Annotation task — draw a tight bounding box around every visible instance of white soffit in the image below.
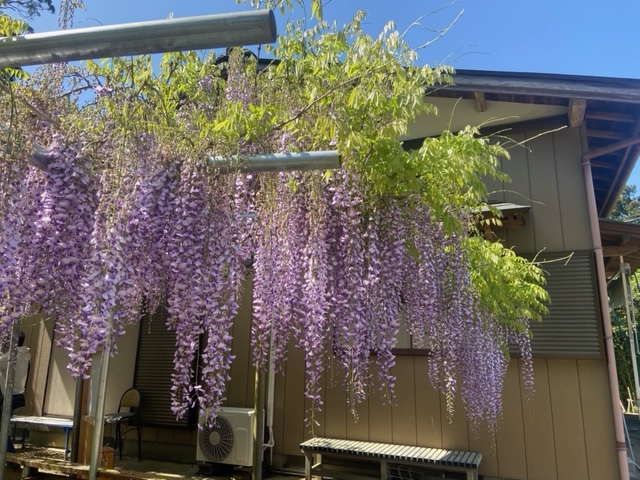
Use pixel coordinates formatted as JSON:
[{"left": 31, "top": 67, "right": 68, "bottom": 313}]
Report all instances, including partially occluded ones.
[{"left": 406, "top": 97, "right": 568, "bottom": 140}]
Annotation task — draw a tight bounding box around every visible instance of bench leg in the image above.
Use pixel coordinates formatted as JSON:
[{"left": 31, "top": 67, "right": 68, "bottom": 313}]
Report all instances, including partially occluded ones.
[
  {"left": 304, "top": 451, "right": 312, "bottom": 480},
  {"left": 466, "top": 470, "right": 477, "bottom": 480},
  {"left": 21, "top": 465, "right": 32, "bottom": 479},
  {"left": 380, "top": 460, "right": 387, "bottom": 480}
]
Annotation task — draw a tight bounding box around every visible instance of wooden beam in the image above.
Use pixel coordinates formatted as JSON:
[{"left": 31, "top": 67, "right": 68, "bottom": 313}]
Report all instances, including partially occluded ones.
[
  {"left": 473, "top": 91, "right": 487, "bottom": 112},
  {"left": 588, "top": 129, "right": 628, "bottom": 140},
  {"left": 603, "top": 246, "right": 638, "bottom": 257},
  {"left": 585, "top": 111, "right": 637, "bottom": 123},
  {"left": 568, "top": 98, "right": 587, "bottom": 128}
]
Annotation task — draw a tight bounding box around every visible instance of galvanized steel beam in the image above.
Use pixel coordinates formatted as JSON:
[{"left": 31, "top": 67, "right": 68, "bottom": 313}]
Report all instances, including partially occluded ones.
[{"left": 0, "top": 9, "right": 276, "bottom": 68}]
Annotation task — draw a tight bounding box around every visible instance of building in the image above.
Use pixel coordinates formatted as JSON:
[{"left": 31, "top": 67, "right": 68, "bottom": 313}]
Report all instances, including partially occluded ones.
[{"left": 21, "top": 70, "right": 640, "bottom": 480}]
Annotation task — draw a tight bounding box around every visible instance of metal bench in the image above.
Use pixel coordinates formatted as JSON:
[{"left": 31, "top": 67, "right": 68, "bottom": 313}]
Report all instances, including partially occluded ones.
[
  {"left": 10, "top": 415, "right": 73, "bottom": 460},
  {"left": 300, "top": 437, "right": 482, "bottom": 480}
]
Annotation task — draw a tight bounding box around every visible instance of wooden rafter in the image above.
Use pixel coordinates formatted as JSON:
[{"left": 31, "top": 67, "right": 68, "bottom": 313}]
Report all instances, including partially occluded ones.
[
  {"left": 473, "top": 91, "right": 487, "bottom": 112},
  {"left": 568, "top": 98, "right": 587, "bottom": 128},
  {"left": 586, "top": 111, "right": 636, "bottom": 123},
  {"left": 588, "top": 129, "right": 629, "bottom": 140}
]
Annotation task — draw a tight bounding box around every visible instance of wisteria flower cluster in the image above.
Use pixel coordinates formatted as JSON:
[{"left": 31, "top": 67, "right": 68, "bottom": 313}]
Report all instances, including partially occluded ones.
[{"left": 0, "top": 28, "right": 547, "bottom": 432}]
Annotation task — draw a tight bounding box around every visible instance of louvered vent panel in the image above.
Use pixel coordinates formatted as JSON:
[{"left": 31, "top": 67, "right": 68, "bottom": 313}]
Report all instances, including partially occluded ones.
[{"left": 528, "top": 251, "right": 602, "bottom": 358}]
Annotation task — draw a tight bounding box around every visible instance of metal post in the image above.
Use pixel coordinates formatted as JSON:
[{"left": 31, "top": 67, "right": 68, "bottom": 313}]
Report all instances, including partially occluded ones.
[
  {"left": 253, "top": 359, "right": 267, "bottom": 480},
  {"left": 0, "top": 322, "right": 20, "bottom": 469},
  {"left": 620, "top": 259, "right": 640, "bottom": 412},
  {"left": 70, "top": 378, "right": 83, "bottom": 463},
  {"left": 0, "top": 10, "right": 276, "bottom": 68},
  {"left": 88, "top": 334, "right": 112, "bottom": 480}
]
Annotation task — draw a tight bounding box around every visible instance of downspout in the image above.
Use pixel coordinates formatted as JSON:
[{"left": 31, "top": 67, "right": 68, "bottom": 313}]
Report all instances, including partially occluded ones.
[{"left": 582, "top": 136, "right": 640, "bottom": 480}]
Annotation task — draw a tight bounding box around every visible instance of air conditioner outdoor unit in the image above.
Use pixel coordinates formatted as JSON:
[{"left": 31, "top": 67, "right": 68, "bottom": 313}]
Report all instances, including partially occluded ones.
[{"left": 196, "top": 407, "right": 255, "bottom": 467}]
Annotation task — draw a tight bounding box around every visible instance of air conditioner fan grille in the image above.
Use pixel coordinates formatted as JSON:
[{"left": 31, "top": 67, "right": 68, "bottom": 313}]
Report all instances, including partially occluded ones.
[{"left": 198, "top": 415, "right": 234, "bottom": 462}]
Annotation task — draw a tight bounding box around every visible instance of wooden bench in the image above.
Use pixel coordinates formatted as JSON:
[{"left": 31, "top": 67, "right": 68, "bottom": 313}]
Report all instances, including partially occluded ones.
[
  {"left": 300, "top": 437, "right": 482, "bottom": 480},
  {"left": 10, "top": 415, "right": 73, "bottom": 460}
]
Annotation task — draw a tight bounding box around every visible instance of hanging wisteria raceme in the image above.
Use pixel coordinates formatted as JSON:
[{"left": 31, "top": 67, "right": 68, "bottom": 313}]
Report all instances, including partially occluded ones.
[
  {"left": 166, "top": 161, "right": 244, "bottom": 418},
  {"left": 0, "top": 169, "right": 40, "bottom": 338},
  {"left": 124, "top": 142, "right": 180, "bottom": 316},
  {"left": 68, "top": 183, "right": 137, "bottom": 377},
  {"left": 197, "top": 178, "right": 243, "bottom": 418},
  {"left": 402, "top": 205, "right": 446, "bottom": 349},
  {"left": 457, "top": 308, "right": 510, "bottom": 433},
  {"left": 437, "top": 230, "right": 475, "bottom": 417},
  {"left": 367, "top": 201, "right": 405, "bottom": 401},
  {"left": 251, "top": 174, "right": 302, "bottom": 372},
  {"left": 328, "top": 169, "right": 371, "bottom": 413},
  {"left": 31, "top": 138, "right": 98, "bottom": 371}
]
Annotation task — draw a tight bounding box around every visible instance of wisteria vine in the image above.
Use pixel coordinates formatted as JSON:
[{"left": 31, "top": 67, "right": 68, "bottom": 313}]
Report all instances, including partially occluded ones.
[{"left": 0, "top": 21, "right": 548, "bottom": 432}]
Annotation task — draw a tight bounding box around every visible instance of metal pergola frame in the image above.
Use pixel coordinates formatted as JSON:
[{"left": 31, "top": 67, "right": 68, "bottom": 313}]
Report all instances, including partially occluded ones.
[{"left": 0, "top": 10, "right": 341, "bottom": 480}]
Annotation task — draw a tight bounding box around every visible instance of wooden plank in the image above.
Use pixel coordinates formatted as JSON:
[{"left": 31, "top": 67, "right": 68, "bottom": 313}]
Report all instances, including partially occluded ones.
[
  {"left": 467, "top": 415, "right": 498, "bottom": 476},
  {"left": 346, "top": 396, "right": 370, "bottom": 441},
  {"left": 272, "top": 359, "right": 286, "bottom": 456}
]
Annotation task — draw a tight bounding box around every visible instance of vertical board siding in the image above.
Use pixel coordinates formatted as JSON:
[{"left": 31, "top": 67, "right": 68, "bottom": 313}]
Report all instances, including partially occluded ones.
[
  {"left": 548, "top": 360, "right": 589, "bottom": 480},
  {"left": 495, "top": 363, "right": 527, "bottom": 479},
  {"left": 413, "top": 357, "right": 443, "bottom": 448},
  {"left": 553, "top": 128, "right": 592, "bottom": 250},
  {"left": 527, "top": 131, "right": 565, "bottom": 252},
  {"left": 227, "top": 276, "right": 255, "bottom": 409},
  {"left": 521, "top": 359, "right": 558, "bottom": 480},
  {"left": 367, "top": 363, "right": 392, "bottom": 443},
  {"left": 323, "top": 367, "right": 347, "bottom": 439},
  {"left": 28, "top": 312, "right": 54, "bottom": 416},
  {"left": 281, "top": 340, "right": 306, "bottom": 456},
  {"left": 577, "top": 360, "right": 619, "bottom": 479},
  {"left": 391, "top": 356, "right": 417, "bottom": 445},
  {"left": 502, "top": 133, "right": 536, "bottom": 252},
  {"left": 274, "top": 358, "right": 618, "bottom": 480},
  {"left": 440, "top": 392, "right": 470, "bottom": 451}
]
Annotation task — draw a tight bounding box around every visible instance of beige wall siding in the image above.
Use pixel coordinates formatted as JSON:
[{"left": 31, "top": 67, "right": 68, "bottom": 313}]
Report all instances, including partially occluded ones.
[
  {"left": 227, "top": 275, "right": 256, "bottom": 409},
  {"left": 274, "top": 356, "right": 618, "bottom": 480},
  {"left": 485, "top": 128, "right": 591, "bottom": 253}
]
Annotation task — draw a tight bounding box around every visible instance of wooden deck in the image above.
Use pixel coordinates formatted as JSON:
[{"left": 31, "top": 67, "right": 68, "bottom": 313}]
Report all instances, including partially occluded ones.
[{"left": 5, "top": 447, "right": 205, "bottom": 480}]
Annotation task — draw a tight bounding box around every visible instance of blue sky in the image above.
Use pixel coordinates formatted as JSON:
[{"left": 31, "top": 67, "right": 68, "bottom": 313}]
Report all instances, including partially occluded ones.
[{"left": 24, "top": 0, "right": 640, "bottom": 185}]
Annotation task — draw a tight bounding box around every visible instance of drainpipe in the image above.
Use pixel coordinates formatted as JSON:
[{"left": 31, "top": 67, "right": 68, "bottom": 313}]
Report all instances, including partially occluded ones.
[{"left": 582, "top": 135, "right": 640, "bottom": 480}]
